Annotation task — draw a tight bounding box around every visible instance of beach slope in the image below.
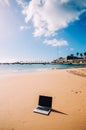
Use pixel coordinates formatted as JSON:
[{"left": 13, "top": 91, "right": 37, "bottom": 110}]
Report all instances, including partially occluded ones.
[{"left": 0, "top": 69, "right": 86, "bottom": 130}]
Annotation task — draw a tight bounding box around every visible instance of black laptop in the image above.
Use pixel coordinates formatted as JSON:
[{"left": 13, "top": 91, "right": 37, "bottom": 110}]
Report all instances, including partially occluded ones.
[{"left": 33, "top": 95, "right": 52, "bottom": 115}]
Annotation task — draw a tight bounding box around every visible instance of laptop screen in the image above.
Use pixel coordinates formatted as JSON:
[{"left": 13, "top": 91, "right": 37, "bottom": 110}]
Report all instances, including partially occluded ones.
[{"left": 38, "top": 95, "right": 52, "bottom": 108}]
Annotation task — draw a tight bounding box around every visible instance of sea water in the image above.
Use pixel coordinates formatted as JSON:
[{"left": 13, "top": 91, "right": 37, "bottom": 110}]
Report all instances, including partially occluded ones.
[{"left": 0, "top": 63, "right": 86, "bottom": 74}]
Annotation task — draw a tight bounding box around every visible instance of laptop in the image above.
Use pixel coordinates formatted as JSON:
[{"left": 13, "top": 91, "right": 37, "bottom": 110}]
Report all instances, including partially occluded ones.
[{"left": 33, "top": 95, "right": 52, "bottom": 115}]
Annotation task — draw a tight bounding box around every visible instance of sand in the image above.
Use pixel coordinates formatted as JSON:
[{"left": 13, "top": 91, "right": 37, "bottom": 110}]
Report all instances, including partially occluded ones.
[{"left": 0, "top": 68, "right": 86, "bottom": 130}]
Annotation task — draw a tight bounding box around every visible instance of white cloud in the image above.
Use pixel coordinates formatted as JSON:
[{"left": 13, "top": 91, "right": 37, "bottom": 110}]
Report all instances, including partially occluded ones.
[
  {"left": 21, "top": 0, "right": 86, "bottom": 37},
  {"left": 20, "top": 25, "right": 30, "bottom": 30},
  {"left": 44, "top": 39, "right": 68, "bottom": 47},
  {"left": 0, "top": 0, "right": 10, "bottom": 6},
  {"left": 16, "top": 0, "right": 27, "bottom": 8}
]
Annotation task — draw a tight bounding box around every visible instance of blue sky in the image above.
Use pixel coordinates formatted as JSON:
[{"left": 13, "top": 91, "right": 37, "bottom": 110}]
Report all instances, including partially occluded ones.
[{"left": 0, "top": 0, "right": 86, "bottom": 62}]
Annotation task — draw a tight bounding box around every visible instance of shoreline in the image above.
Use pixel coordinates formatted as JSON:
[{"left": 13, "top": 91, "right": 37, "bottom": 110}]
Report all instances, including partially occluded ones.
[
  {"left": 0, "top": 67, "right": 86, "bottom": 77},
  {"left": 0, "top": 63, "right": 86, "bottom": 75}
]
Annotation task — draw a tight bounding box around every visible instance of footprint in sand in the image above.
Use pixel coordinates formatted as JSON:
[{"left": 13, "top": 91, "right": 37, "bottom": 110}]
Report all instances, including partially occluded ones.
[{"left": 71, "top": 90, "right": 82, "bottom": 94}]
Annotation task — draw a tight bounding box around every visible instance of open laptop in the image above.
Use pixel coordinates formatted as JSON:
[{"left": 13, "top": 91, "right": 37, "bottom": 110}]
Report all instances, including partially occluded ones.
[{"left": 33, "top": 95, "right": 52, "bottom": 115}]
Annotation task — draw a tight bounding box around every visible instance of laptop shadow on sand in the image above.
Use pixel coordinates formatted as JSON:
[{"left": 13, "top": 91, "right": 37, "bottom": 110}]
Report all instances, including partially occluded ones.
[{"left": 51, "top": 109, "right": 68, "bottom": 115}]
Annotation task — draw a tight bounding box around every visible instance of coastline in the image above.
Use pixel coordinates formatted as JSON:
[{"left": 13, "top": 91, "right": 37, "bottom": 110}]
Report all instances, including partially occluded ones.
[
  {"left": 0, "top": 63, "right": 86, "bottom": 76},
  {"left": 0, "top": 68, "right": 86, "bottom": 130}
]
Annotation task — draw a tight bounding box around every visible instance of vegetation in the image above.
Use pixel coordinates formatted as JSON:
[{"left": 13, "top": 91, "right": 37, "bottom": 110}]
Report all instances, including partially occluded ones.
[
  {"left": 52, "top": 51, "right": 86, "bottom": 64},
  {"left": 67, "top": 51, "right": 86, "bottom": 60}
]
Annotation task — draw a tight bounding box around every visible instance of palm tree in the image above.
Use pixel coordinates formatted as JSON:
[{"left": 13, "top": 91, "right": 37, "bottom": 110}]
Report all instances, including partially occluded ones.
[
  {"left": 80, "top": 53, "right": 83, "bottom": 59},
  {"left": 84, "top": 52, "right": 86, "bottom": 59},
  {"left": 76, "top": 52, "right": 79, "bottom": 58},
  {"left": 70, "top": 54, "right": 74, "bottom": 59}
]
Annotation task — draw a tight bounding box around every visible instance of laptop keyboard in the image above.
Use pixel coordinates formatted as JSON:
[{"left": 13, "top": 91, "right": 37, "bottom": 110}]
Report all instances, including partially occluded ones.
[{"left": 37, "top": 107, "right": 50, "bottom": 111}]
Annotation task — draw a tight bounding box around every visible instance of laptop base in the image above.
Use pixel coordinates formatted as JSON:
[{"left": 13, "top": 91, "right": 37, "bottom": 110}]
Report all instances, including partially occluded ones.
[{"left": 33, "top": 106, "right": 51, "bottom": 115}]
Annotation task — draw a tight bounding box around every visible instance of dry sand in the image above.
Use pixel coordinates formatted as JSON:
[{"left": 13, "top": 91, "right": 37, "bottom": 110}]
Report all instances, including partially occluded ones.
[{"left": 0, "top": 68, "right": 86, "bottom": 130}]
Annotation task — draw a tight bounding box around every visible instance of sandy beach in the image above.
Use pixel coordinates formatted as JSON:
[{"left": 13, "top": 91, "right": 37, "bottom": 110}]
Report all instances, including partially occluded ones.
[{"left": 0, "top": 68, "right": 86, "bottom": 130}]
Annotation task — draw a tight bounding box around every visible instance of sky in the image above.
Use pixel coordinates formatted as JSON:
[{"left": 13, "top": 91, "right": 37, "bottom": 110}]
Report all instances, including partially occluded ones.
[{"left": 0, "top": 0, "right": 86, "bottom": 62}]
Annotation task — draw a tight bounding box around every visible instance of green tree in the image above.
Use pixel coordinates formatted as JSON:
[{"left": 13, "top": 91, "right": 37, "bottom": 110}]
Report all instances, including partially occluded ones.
[
  {"left": 80, "top": 53, "right": 83, "bottom": 58},
  {"left": 84, "top": 52, "right": 86, "bottom": 59},
  {"left": 76, "top": 52, "right": 79, "bottom": 58}
]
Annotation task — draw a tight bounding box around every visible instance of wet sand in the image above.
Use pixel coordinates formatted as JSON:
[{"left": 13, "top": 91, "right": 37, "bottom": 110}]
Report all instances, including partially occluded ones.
[{"left": 0, "top": 68, "right": 86, "bottom": 130}]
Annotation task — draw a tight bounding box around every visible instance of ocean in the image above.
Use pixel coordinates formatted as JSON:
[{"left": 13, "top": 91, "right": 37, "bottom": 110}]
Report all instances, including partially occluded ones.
[{"left": 0, "top": 63, "right": 86, "bottom": 74}]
